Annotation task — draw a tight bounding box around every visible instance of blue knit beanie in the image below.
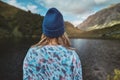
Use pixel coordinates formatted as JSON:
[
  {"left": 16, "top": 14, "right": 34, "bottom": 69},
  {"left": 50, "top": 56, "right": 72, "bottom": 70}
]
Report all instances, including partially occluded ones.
[{"left": 42, "top": 8, "right": 65, "bottom": 38}]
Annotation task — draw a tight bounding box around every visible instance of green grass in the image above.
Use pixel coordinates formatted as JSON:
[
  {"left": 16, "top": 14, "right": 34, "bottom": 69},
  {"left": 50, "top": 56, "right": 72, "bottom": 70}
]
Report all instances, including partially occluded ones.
[
  {"left": 78, "top": 24, "right": 120, "bottom": 39},
  {"left": 0, "top": 1, "right": 43, "bottom": 39},
  {"left": 107, "top": 69, "right": 120, "bottom": 80}
]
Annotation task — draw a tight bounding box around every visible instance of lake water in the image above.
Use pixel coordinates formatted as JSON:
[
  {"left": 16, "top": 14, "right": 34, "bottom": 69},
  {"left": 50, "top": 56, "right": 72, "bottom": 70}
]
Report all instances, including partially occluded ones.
[
  {"left": 71, "top": 39, "right": 120, "bottom": 80},
  {"left": 0, "top": 38, "right": 120, "bottom": 80}
]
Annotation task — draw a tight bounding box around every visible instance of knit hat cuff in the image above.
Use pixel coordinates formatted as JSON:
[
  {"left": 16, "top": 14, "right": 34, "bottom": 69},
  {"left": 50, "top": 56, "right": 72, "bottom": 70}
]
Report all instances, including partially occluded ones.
[{"left": 43, "top": 27, "right": 64, "bottom": 38}]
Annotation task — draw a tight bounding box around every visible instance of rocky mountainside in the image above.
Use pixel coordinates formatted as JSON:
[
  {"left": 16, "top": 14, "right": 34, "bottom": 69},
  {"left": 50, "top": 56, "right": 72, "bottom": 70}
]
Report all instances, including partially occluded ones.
[{"left": 77, "top": 3, "right": 120, "bottom": 31}]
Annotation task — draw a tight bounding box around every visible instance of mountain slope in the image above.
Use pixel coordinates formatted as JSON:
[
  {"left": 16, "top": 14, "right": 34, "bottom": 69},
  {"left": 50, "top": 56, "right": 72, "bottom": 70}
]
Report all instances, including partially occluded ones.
[
  {"left": 0, "top": 1, "right": 44, "bottom": 38},
  {"left": 0, "top": 1, "right": 82, "bottom": 39},
  {"left": 77, "top": 3, "right": 120, "bottom": 31},
  {"left": 78, "top": 24, "right": 120, "bottom": 39},
  {"left": 76, "top": 3, "right": 120, "bottom": 39},
  {"left": 65, "top": 21, "right": 83, "bottom": 38}
]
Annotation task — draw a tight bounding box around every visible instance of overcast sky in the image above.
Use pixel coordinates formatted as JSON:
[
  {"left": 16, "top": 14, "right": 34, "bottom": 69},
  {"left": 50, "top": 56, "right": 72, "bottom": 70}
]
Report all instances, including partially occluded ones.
[{"left": 2, "top": 0, "right": 120, "bottom": 26}]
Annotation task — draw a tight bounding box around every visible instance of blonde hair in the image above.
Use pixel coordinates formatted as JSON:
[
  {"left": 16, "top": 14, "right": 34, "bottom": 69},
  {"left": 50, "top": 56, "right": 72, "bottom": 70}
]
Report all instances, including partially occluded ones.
[{"left": 32, "top": 32, "right": 73, "bottom": 49}]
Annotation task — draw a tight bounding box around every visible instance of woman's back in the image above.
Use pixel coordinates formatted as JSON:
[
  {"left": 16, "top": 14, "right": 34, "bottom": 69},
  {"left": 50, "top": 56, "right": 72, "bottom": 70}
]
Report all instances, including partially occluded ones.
[
  {"left": 23, "top": 8, "right": 82, "bottom": 80},
  {"left": 23, "top": 45, "right": 82, "bottom": 80}
]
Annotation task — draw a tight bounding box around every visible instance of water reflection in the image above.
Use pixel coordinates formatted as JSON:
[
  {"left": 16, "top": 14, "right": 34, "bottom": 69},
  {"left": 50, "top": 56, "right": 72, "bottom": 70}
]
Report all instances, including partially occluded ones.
[
  {"left": 71, "top": 39, "right": 87, "bottom": 50},
  {"left": 71, "top": 39, "right": 120, "bottom": 80}
]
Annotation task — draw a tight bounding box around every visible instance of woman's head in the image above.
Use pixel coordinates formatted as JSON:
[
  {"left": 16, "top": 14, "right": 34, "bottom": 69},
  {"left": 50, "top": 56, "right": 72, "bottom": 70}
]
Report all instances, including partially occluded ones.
[
  {"left": 42, "top": 8, "right": 65, "bottom": 38},
  {"left": 33, "top": 8, "right": 71, "bottom": 48}
]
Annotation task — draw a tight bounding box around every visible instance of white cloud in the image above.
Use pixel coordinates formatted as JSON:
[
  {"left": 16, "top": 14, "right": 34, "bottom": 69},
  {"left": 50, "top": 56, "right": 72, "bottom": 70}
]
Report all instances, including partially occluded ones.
[
  {"left": 2, "top": 0, "right": 27, "bottom": 10},
  {"left": 35, "top": 0, "right": 120, "bottom": 15},
  {"left": 35, "top": 0, "right": 95, "bottom": 14},
  {"left": 72, "top": 20, "right": 82, "bottom": 27},
  {"left": 71, "top": 12, "right": 94, "bottom": 26},
  {"left": 94, "top": 0, "right": 108, "bottom": 4},
  {"left": 26, "top": 4, "right": 39, "bottom": 13},
  {"left": 2, "top": 0, "right": 39, "bottom": 13},
  {"left": 34, "top": 0, "right": 96, "bottom": 26},
  {"left": 2, "top": 0, "right": 120, "bottom": 26}
]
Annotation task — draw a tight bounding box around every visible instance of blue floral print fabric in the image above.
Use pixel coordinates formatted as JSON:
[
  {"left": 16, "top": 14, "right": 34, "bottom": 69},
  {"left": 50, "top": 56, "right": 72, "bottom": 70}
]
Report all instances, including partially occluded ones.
[{"left": 23, "top": 45, "right": 82, "bottom": 80}]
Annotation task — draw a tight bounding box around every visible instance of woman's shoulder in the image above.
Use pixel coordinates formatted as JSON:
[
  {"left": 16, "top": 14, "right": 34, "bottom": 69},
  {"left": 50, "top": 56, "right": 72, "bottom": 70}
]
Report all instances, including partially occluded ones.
[{"left": 29, "top": 45, "right": 77, "bottom": 55}]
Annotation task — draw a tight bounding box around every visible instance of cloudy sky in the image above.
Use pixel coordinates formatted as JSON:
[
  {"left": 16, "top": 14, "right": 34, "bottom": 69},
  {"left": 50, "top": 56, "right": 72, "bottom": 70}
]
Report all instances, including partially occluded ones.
[{"left": 2, "top": 0, "right": 120, "bottom": 26}]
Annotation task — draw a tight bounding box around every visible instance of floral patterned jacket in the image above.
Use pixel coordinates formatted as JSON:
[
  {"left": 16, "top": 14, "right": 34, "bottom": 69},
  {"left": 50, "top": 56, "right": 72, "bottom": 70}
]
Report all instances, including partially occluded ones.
[{"left": 23, "top": 45, "right": 82, "bottom": 80}]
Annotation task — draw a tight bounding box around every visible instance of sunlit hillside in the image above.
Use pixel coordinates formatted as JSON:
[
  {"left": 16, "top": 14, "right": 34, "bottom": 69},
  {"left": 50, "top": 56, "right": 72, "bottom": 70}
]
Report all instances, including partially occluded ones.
[{"left": 77, "top": 3, "right": 120, "bottom": 39}]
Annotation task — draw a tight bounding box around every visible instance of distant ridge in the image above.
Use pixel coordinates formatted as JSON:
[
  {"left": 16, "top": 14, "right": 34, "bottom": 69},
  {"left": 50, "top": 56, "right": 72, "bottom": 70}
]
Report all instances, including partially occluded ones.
[
  {"left": 76, "top": 3, "right": 120, "bottom": 39},
  {"left": 77, "top": 3, "right": 120, "bottom": 31}
]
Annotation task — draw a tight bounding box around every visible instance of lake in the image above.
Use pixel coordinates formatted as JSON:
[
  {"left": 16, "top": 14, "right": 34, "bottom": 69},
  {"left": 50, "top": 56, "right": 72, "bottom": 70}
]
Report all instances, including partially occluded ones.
[{"left": 0, "top": 38, "right": 120, "bottom": 80}]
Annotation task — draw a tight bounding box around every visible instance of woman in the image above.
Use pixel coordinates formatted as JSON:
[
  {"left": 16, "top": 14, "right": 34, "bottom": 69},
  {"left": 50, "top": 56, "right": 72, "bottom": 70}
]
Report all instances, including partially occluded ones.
[{"left": 23, "top": 8, "right": 82, "bottom": 80}]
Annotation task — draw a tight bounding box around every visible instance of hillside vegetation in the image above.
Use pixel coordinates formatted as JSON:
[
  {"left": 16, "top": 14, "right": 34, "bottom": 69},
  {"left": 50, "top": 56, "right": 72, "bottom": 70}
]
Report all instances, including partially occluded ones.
[
  {"left": 78, "top": 24, "right": 120, "bottom": 39},
  {"left": 0, "top": 1, "right": 44, "bottom": 39},
  {"left": 65, "top": 21, "right": 83, "bottom": 38},
  {"left": 0, "top": 1, "right": 83, "bottom": 39}
]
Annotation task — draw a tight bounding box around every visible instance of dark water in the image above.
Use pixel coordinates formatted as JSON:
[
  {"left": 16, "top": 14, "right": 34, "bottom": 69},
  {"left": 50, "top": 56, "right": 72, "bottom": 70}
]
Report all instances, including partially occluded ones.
[
  {"left": 0, "top": 38, "right": 120, "bottom": 80},
  {"left": 71, "top": 39, "right": 120, "bottom": 80}
]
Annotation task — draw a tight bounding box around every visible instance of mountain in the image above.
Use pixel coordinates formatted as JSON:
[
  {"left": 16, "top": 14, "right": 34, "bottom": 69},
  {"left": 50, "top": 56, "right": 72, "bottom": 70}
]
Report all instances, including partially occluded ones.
[
  {"left": 77, "top": 3, "right": 120, "bottom": 31},
  {"left": 78, "top": 24, "right": 120, "bottom": 39},
  {"left": 65, "top": 21, "right": 83, "bottom": 38},
  {"left": 0, "top": 1, "right": 44, "bottom": 39},
  {"left": 76, "top": 3, "right": 120, "bottom": 39},
  {"left": 0, "top": 1, "right": 82, "bottom": 39}
]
